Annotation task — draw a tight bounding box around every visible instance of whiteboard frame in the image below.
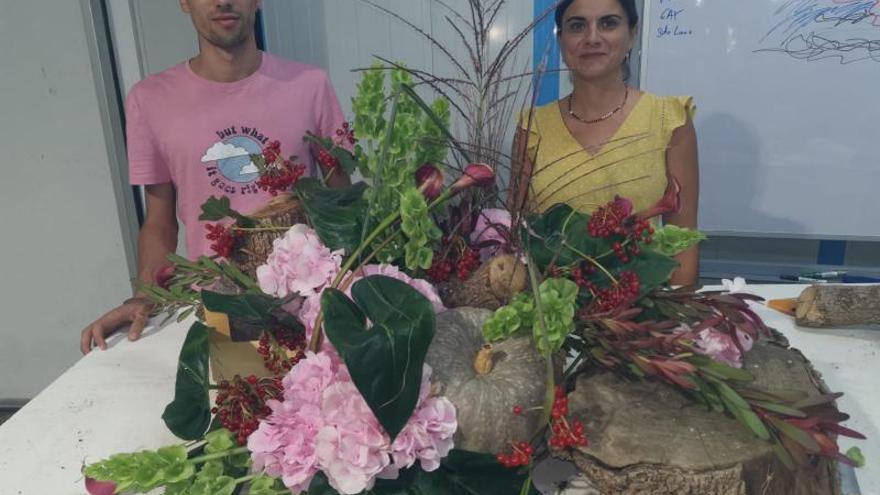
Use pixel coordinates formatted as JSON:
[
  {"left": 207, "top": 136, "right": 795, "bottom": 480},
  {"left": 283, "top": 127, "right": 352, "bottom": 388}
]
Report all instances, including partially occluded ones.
[{"left": 636, "top": 0, "right": 879, "bottom": 242}]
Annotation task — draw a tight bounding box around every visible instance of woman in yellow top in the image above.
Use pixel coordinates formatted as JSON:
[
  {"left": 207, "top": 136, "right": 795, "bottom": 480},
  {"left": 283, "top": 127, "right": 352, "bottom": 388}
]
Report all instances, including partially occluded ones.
[{"left": 512, "top": 0, "right": 699, "bottom": 285}]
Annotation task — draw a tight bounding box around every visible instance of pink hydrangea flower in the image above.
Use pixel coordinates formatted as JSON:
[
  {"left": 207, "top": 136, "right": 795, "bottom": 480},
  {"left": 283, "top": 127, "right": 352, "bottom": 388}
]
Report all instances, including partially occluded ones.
[
  {"left": 251, "top": 354, "right": 457, "bottom": 493},
  {"left": 316, "top": 381, "right": 392, "bottom": 494},
  {"left": 256, "top": 224, "right": 344, "bottom": 298},
  {"left": 470, "top": 208, "right": 512, "bottom": 261},
  {"left": 675, "top": 324, "right": 754, "bottom": 368},
  {"left": 248, "top": 402, "right": 323, "bottom": 493},
  {"left": 281, "top": 351, "right": 340, "bottom": 408},
  {"left": 387, "top": 396, "right": 457, "bottom": 475},
  {"left": 693, "top": 328, "right": 754, "bottom": 368}
]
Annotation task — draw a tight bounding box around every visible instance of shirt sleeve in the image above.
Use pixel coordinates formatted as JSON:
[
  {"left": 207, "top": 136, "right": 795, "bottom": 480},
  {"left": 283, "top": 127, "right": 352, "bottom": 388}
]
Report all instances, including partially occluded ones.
[
  {"left": 126, "top": 88, "right": 171, "bottom": 185},
  {"left": 662, "top": 96, "right": 696, "bottom": 143}
]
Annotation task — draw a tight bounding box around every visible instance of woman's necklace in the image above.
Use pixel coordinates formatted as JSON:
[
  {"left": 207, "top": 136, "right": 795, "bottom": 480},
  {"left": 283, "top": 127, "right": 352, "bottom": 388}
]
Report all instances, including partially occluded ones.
[{"left": 567, "top": 87, "right": 629, "bottom": 124}]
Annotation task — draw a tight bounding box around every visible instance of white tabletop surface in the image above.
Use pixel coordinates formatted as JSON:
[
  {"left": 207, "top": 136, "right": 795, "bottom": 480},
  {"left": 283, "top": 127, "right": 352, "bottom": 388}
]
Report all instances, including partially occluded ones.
[{"left": 0, "top": 284, "right": 877, "bottom": 495}]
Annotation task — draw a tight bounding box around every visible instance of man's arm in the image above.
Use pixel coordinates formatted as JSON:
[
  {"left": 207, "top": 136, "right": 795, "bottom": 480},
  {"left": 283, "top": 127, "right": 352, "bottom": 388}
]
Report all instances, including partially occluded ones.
[
  {"left": 135, "top": 183, "right": 178, "bottom": 294},
  {"left": 80, "top": 183, "right": 177, "bottom": 353}
]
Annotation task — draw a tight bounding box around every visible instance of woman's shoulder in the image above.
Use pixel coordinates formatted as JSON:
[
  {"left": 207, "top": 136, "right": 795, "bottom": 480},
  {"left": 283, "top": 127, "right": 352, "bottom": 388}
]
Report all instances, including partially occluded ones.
[
  {"left": 636, "top": 92, "right": 696, "bottom": 139},
  {"left": 518, "top": 101, "right": 561, "bottom": 131},
  {"left": 641, "top": 92, "right": 695, "bottom": 119}
]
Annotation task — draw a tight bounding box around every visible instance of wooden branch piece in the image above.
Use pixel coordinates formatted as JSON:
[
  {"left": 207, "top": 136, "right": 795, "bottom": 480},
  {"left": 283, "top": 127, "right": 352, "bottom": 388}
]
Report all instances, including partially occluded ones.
[{"left": 796, "top": 284, "right": 880, "bottom": 328}]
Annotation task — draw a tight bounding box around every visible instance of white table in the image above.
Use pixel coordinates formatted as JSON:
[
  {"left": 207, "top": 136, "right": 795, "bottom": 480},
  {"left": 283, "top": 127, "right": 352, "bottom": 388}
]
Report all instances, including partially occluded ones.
[{"left": 1, "top": 285, "right": 877, "bottom": 495}]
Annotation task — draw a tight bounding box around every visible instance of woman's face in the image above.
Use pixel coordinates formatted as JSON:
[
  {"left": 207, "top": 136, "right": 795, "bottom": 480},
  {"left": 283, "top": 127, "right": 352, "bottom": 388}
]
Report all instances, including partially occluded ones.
[{"left": 558, "top": 0, "right": 636, "bottom": 82}]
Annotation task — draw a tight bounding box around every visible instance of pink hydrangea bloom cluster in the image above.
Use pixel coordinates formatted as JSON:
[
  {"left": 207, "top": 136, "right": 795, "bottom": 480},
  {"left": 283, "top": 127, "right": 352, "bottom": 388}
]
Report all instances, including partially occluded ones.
[
  {"left": 248, "top": 351, "right": 457, "bottom": 494},
  {"left": 256, "top": 224, "right": 344, "bottom": 298},
  {"left": 470, "top": 208, "right": 511, "bottom": 262}
]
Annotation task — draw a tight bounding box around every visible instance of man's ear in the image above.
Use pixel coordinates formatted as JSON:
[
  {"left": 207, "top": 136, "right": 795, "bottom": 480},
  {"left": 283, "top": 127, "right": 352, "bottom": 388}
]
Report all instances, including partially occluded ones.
[{"left": 179, "top": 0, "right": 192, "bottom": 15}]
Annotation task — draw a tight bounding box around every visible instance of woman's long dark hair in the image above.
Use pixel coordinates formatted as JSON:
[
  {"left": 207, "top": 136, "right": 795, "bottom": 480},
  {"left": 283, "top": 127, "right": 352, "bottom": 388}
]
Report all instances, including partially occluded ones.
[
  {"left": 554, "top": 0, "right": 639, "bottom": 81},
  {"left": 554, "top": 0, "right": 639, "bottom": 30}
]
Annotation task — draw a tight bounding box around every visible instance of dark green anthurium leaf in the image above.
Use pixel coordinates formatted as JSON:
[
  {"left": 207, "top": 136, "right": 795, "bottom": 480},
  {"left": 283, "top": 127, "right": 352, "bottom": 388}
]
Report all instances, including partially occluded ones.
[
  {"left": 162, "top": 322, "right": 211, "bottom": 440},
  {"left": 307, "top": 450, "right": 538, "bottom": 495},
  {"left": 611, "top": 247, "right": 678, "bottom": 298},
  {"left": 295, "top": 178, "right": 368, "bottom": 253},
  {"left": 321, "top": 275, "right": 435, "bottom": 441},
  {"left": 201, "top": 290, "right": 302, "bottom": 331},
  {"left": 330, "top": 147, "right": 359, "bottom": 177},
  {"left": 436, "top": 449, "right": 539, "bottom": 494},
  {"left": 197, "top": 196, "right": 256, "bottom": 228},
  {"left": 525, "top": 204, "right": 679, "bottom": 298},
  {"left": 524, "top": 204, "right": 609, "bottom": 270}
]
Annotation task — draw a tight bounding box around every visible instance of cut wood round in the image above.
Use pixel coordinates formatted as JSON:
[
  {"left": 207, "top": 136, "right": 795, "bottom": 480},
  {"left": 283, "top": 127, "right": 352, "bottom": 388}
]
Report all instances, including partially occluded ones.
[
  {"left": 560, "top": 341, "right": 840, "bottom": 495},
  {"left": 796, "top": 284, "right": 880, "bottom": 328},
  {"left": 438, "top": 254, "right": 527, "bottom": 310},
  {"left": 230, "top": 194, "right": 306, "bottom": 279}
]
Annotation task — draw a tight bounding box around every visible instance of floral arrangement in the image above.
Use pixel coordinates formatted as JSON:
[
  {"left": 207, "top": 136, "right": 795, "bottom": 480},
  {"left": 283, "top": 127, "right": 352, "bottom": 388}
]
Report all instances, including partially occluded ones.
[{"left": 85, "top": 2, "right": 865, "bottom": 494}]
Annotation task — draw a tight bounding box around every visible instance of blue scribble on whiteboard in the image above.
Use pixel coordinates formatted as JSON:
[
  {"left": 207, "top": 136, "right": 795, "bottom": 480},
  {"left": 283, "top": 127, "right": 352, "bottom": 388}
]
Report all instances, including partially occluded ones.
[{"left": 756, "top": 0, "right": 880, "bottom": 63}]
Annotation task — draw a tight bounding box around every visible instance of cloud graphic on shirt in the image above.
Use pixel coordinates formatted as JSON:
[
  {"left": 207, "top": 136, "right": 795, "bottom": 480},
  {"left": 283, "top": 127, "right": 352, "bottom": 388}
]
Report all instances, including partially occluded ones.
[
  {"left": 239, "top": 162, "right": 259, "bottom": 175},
  {"left": 201, "top": 142, "right": 250, "bottom": 162}
]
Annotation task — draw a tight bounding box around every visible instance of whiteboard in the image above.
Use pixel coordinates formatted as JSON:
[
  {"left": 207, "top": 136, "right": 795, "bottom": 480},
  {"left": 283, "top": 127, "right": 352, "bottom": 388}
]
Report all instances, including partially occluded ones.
[{"left": 640, "top": 0, "right": 880, "bottom": 239}]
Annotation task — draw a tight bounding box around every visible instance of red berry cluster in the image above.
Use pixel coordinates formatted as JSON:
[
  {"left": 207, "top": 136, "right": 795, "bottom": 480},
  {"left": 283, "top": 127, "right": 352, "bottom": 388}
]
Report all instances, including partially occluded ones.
[
  {"left": 205, "top": 223, "right": 239, "bottom": 258},
  {"left": 334, "top": 121, "right": 356, "bottom": 147},
  {"left": 629, "top": 217, "right": 654, "bottom": 244},
  {"left": 211, "top": 374, "right": 283, "bottom": 445},
  {"left": 316, "top": 147, "right": 340, "bottom": 171},
  {"left": 587, "top": 271, "right": 641, "bottom": 314},
  {"left": 496, "top": 441, "right": 534, "bottom": 468},
  {"left": 256, "top": 161, "right": 305, "bottom": 196},
  {"left": 549, "top": 386, "right": 588, "bottom": 450},
  {"left": 611, "top": 241, "right": 636, "bottom": 264},
  {"left": 257, "top": 328, "right": 306, "bottom": 375},
  {"left": 257, "top": 140, "right": 306, "bottom": 196},
  {"left": 456, "top": 247, "right": 480, "bottom": 280},
  {"left": 262, "top": 140, "right": 282, "bottom": 164},
  {"left": 426, "top": 242, "right": 482, "bottom": 283},
  {"left": 570, "top": 264, "right": 597, "bottom": 288},
  {"left": 587, "top": 198, "right": 631, "bottom": 238},
  {"left": 426, "top": 255, "right": 454, "bottom": 283}
]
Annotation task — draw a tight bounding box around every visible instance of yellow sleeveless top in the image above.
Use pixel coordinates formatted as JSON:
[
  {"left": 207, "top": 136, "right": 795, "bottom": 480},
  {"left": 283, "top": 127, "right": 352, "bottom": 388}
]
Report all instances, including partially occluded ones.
[{"left": 521, "top": 93, "right": 695, "bottom": 213}]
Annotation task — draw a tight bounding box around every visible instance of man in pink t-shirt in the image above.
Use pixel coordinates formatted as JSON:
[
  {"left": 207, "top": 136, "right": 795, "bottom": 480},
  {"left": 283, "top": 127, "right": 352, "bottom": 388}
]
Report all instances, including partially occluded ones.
[{"left": 81, "top": 0, "right": 348, "bottom": 353}]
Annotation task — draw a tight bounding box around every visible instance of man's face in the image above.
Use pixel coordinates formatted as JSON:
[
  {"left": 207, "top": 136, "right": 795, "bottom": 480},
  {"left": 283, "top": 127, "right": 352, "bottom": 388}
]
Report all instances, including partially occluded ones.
[{"left": 180, "top": 0, "right": 261, "bottom": 50}]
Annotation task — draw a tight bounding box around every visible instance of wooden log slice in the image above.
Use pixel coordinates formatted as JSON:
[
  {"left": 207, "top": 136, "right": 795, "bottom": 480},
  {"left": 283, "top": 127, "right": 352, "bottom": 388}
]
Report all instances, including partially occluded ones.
[
  {"left": 560, "top": 341, "right": 840, "bottom": 495},
  {"left": 438, "top": 254, "right": 527, "bottom": 310},
  {"left": 796, "top": 284, "right": 880, "bottom": 328},
  {"left": 230, "top": 194, "right": 306, "bottom": 280}
]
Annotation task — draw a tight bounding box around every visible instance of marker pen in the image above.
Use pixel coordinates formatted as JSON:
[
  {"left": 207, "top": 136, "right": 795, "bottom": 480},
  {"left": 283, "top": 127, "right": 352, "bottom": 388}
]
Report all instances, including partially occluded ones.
[
  {"left": 780, "top": 275, "right": 828, "bottom": 283},
  {"left": 800, "top": 271, "right": 846, "bottom": 279}
]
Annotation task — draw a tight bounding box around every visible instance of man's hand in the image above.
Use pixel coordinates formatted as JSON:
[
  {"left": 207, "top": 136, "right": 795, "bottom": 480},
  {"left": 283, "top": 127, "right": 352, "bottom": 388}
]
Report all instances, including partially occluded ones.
[{"left": 80, "top": 298, "right": 153, "bottom": 354}]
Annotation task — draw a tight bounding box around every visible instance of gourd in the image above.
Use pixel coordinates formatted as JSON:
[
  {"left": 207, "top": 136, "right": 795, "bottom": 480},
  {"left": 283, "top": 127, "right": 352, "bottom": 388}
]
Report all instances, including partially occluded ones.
[{"left": 426, "top": 307, "right": 546, "bottom": 454}]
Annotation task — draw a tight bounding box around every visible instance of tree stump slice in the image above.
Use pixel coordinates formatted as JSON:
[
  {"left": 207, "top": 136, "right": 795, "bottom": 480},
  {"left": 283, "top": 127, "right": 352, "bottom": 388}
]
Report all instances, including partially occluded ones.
[
  {"left": 230, "top": 194, "right": 306, "bottom": 280},
  {"left": 438, "top": 254, "right": 527, "bottom": 310},
  {"left": 796, "top": 284, "right": 880, "bottom": 328},
  {"left": 560, "top": 340, "right": 840, "bottom": 495}
]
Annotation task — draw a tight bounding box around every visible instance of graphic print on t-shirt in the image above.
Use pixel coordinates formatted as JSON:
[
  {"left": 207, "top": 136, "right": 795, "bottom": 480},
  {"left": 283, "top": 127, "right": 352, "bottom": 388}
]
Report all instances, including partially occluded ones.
[{"left": 201, "top": 126, "right": 274, "bottom": 195}]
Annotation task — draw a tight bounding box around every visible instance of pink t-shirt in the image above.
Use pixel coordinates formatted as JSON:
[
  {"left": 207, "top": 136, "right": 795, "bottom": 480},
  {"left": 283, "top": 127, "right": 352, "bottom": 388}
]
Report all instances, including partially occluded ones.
[{"left": 126, "top": 53, "right": 345, "bottom": 258}]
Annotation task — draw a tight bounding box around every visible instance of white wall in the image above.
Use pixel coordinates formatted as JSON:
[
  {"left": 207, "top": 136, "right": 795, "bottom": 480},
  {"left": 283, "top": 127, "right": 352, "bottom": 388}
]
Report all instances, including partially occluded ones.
[
  {"left": 263, "top": 0, "right": 535, "bottom": 190},
  {"left": 0, "top": 1, "right": 132, "bottom": 399},
  {"left": 131, "top": 0, "right": 199, "bottom": 76}
]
